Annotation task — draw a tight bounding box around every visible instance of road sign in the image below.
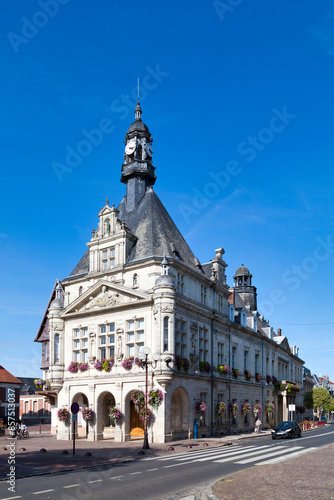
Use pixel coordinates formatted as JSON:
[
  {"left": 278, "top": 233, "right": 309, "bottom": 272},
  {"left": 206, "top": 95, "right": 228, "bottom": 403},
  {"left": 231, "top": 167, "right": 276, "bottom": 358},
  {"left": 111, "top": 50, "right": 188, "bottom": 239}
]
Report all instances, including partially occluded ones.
[
  {"left": 72, "top": 414, "right": 77, "bottom": 422},
  {"left": 71, "top": 402, "right": 79, "bottom": 414}
]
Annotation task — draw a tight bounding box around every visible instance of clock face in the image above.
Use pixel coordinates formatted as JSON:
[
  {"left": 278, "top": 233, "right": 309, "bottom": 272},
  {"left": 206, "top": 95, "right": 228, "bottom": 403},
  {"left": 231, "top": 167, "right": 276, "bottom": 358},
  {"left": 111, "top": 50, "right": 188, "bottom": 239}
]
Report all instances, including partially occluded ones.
[
  {"left": 125, "top": 141, "right": 136, "bottom": 155},
  {"left": 146, "top": 144, "right": 153, "bottom": 156}
]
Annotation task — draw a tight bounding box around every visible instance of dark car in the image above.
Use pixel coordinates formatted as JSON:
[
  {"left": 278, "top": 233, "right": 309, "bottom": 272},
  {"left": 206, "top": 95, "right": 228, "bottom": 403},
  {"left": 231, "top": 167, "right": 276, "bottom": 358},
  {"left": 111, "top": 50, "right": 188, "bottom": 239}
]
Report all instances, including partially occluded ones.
[{"left": 271, "top": 421, "right": 301, "bottom": 440}]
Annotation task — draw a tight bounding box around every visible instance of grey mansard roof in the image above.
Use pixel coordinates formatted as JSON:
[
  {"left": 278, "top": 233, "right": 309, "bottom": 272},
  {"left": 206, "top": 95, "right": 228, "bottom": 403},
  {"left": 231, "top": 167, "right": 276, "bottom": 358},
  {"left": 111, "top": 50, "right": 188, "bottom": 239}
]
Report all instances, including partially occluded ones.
[{"left": 68, "top": 187, "right": 202, "bottom": 277}]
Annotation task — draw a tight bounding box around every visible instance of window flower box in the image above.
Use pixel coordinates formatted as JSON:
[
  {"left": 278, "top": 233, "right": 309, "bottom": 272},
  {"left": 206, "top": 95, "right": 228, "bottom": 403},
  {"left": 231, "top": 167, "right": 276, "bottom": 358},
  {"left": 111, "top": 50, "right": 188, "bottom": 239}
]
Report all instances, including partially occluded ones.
[{"left": 218, "top": 365, "right": 229, "bottom": 375}]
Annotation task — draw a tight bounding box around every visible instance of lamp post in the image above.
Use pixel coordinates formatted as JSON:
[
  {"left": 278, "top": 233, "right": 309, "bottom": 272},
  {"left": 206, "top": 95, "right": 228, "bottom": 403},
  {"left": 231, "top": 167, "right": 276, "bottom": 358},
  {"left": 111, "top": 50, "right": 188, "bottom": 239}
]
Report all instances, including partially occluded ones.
[{"left": 138, "top": 346, "right": 159, "bottom": 449}]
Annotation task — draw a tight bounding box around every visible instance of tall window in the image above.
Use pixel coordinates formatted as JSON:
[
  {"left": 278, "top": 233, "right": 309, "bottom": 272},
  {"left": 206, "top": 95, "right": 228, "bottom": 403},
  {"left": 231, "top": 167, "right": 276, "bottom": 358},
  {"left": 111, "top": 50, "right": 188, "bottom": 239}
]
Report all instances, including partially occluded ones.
[
  {"left": 98, "top": 323, "right": 115, "bottom": 359},
  {"left": 175, "top": 320, "right": 187, "bottom": 357},
  {"left": 101, "top": 247, "right": 115, "bottom": 271},
  {"left": 200, "top": 285, "right": 207, "bottom": 305},
  {"left": 126, "top": 318, "right": 145, "bottom": 357},
  {"left": 217, "top": 342, "right": 224, "bottom": 365},
  {"left": 73, "top": 327, "right": 88, "bottom": 362},
  {"left": 177, "top": 273, "right": 184, "bottom": 294},
  {"left": 163, "top": 316, "right": 169, "bottom": 352},
  {"left": 54, "top": 334, "right": 60, "bottom": 364},
  {"left": 255, "top": 353, "right": 259, "bottom": 373},
  {"left": 217, "top": 294, "right": 224, "bottom": 312},
  {"left": 232, "top": 346, "right": 237, "bottom": 369},
  {"left": 244, "top": 350, "right": 248, "bottom": 371},
  {"left": 199, "top": 327, "right": 208, "bottom": 362}
]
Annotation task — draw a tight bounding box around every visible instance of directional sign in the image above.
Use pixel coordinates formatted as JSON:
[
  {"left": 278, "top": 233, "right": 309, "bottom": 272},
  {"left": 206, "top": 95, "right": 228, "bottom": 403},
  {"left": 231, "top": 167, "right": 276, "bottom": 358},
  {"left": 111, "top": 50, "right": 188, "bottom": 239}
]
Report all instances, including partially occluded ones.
[{"left": 71, "top": 402, "right": 79, "bottom": 414}]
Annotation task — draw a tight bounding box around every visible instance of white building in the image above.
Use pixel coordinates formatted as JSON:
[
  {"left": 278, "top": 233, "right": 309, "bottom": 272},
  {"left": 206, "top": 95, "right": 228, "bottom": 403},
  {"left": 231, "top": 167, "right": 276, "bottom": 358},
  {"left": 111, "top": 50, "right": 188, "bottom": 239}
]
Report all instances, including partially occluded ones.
[{"left": 35, "top": 101, "right": 304, "bottom": 442}]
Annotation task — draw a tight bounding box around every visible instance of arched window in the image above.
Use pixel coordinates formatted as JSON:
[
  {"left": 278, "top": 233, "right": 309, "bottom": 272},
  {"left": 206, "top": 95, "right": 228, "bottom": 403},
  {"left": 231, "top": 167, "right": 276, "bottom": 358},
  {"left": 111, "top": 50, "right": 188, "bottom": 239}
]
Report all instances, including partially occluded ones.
[
  {"left": 163, "top": 316, "right": 169, "bottom": 352},
  {"left": 54, "top": 334, "right": 60, "bottom": 364},
  {"left": 133, "top": 273, "right": 138, "bottom": 287},
  {"left": 104, "top": 219, "right": 110, "bottom": 235}
]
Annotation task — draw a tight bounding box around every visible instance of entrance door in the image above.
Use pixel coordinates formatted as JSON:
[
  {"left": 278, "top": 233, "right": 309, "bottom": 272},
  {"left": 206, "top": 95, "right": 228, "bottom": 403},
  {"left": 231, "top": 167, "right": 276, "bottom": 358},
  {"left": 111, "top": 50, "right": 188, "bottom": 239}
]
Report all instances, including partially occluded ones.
[{"left": 130, "top": 401, "right": 144, "bottom": 437}]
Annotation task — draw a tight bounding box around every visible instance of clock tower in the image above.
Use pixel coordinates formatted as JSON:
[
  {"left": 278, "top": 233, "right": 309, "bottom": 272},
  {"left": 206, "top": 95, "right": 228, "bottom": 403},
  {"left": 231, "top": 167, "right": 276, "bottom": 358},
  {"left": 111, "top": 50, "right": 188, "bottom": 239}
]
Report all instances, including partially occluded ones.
[{"left": 121, "top": 100, "right": 156, "bottom": 211}]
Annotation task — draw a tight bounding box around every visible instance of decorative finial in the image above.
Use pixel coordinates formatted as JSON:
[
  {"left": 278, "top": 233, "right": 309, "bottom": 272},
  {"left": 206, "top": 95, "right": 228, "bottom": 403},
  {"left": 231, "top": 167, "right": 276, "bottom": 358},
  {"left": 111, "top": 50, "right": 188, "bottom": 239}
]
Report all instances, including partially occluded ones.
[
  {"left": 137, "top": 78, "right": 140, "bottom": 104},
  {"left": 106, "top": 196, "right": 109, "bottom": 206},
  {"left": 135, "top": 78, "right": 142, "bottom": 121}
]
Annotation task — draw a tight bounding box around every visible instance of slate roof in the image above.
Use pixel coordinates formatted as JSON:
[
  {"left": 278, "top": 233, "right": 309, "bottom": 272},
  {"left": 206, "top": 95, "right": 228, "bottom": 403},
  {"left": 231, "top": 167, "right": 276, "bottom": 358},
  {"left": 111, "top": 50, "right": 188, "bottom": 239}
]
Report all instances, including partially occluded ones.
[
  {"left": 18, "top": 377, "right": 39, "bottom": 395},
  {"left": 0, "top": 366, "right": 22, "bottom": 385},
  {"left": 68, "top": 187, "right": 203, "bottom": 277}
]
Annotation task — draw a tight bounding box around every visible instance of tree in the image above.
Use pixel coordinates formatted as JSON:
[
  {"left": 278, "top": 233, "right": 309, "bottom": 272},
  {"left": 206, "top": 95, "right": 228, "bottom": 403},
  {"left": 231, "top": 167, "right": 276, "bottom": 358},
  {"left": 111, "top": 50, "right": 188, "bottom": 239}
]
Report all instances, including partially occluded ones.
[
  {"left": 312, "top": 387, "right": 331, "bottom": 416},
  {"left": 304, "top": 391, "right": 313, "bottom": 410}
]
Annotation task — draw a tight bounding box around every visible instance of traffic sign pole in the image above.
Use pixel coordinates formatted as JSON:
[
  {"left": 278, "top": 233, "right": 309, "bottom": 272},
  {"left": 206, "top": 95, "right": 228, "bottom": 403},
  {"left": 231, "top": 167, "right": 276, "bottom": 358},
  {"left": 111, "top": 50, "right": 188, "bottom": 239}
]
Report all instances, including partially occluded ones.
[{"left": 71, "top": 402, "right": 79, "bottom": 456}]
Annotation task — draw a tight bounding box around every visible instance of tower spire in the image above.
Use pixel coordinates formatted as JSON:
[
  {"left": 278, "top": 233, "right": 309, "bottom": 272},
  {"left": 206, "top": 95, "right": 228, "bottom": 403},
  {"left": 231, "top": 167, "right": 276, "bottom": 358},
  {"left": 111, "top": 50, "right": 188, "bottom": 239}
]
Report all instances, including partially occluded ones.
[{"left": 135, "top": 78, "right": 142, "bottom": 121}]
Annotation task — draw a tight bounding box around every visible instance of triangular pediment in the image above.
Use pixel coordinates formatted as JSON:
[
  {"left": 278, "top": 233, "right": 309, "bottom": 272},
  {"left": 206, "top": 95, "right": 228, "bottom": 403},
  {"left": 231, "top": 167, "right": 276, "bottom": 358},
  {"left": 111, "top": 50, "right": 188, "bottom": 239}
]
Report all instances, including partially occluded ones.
[
  {"left": 274, "top": 335, "right": 290, "bottom": 352},
  {"left": 61, "top": 280, "right": 151, "bottom": 316}
]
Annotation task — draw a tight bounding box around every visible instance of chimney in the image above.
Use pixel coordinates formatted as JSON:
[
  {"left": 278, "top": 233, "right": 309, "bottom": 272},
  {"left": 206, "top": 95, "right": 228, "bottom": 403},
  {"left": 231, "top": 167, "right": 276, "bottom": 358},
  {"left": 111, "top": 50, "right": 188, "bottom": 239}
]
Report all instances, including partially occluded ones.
[{"left": 277, "top": 328, "right": 282, "bottom": 336}]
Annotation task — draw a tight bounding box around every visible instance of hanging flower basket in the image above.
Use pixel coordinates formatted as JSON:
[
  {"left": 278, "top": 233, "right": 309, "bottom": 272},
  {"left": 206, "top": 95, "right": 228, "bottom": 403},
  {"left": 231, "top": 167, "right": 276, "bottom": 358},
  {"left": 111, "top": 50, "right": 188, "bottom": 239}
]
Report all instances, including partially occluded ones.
[
  {"left": 244, "top": 370, "right": 252, "bottom": 381},
  {"left": 241, "top": 403, "right": 251, "bottom": 415},
  {"left": 57, "top": 408, "right": 69, "bottom": 422},
  {"left": 34, "top": 379, "right": 45, "bottom": 389},
  {"left": 195, "top": 402, "right": 207, "bottom": 415},
  {"left": 79, "top": 363, "right": 89, "bottom": 372},
  {"left": 271, "top": 376, "right": 278, "bottom": 385},
  {"left": 255, "top": 372, "right": 262, "bottom": 382},
  {"left": 183, "top": 358, "right": 190, "bottom": 373},
  {"left": 218, "top": 365, "right": 230, "bottom": 375},
  {"left": 68, "top": 361, "right": 79, "bottom": 373},
  {"left": 232, "top": 368, "right": 239, "bottom": 379},
  {"left": 148, "top": 388, "right": 164, "bottom": 408},
  {"left": 266, "top": 375, "right": 272, "bottom": 384},
  {"left": 139, "top": 406, "right": 153, "bottom": 421},
  {"left": 122, "top": 357, "right": 134, "bottom": 371},
  {"left": 81, "top": 407, "right": 94, "bottom": 421},
  {"left": 131, "top": 389, "right": 145, "bottom": 412},
  {"left": 199, "top": 361, "right": 211, "bottom": 373},
  {"left": 216, "top": 402, "right": 226, "bottom": 416},
  {"left": 265, "top": 403, "right": 275, "bottom": 414},
  {"left": 175, "top": 355, "right": 183, "bottom": 370},
  {"left": 109, "top": 407, "right": 123, "bottom": 423},
  {"left": 253, "top": 403, "right": 262, "bottom": 416},
  {"left": 229, "top": 402, "right": 239, "bottom": 416}
]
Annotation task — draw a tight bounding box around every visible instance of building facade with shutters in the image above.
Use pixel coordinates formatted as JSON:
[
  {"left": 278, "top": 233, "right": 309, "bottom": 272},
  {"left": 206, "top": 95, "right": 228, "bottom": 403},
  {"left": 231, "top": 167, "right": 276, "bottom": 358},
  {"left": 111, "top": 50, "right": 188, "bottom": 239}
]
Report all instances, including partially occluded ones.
[{"left": 35, "top": 102, "right": 304, "bottom": 442}]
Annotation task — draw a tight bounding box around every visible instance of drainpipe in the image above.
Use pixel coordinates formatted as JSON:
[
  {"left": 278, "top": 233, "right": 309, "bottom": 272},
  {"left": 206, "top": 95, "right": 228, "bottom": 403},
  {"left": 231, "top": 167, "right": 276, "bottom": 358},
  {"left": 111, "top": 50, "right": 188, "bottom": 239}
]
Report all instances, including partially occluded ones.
[
  {"left": 261, "top": 337, "right": 264, "bottom": 426},
  {"left": 210, "top": 286, "right": 216, "bottom": 438}
]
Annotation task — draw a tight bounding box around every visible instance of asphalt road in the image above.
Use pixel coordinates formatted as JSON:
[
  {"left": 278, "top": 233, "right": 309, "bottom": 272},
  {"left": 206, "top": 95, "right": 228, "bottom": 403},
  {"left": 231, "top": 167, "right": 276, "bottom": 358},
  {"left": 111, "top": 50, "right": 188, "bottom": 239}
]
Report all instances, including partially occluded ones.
[{"left": 1, "top": 424, "right": 333, "bottom": 500}]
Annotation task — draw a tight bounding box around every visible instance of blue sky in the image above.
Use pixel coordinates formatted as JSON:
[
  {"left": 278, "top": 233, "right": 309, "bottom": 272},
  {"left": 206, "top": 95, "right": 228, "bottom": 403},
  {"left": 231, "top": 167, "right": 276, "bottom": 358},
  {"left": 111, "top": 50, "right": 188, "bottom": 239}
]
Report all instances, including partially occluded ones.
[{"left": 1, "top": 0, "right": 333, "bottom": 381}]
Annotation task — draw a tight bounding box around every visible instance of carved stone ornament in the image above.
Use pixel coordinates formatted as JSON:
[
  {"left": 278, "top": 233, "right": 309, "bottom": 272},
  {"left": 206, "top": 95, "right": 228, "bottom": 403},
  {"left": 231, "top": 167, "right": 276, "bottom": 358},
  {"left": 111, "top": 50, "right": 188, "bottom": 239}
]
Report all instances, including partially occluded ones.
[
  {"left": 53, "top": 324, "right": 64, "bottom": 331},
  {"left": 153, "top": 306, "right": 160, "bottom": 315},
  {"left": 161, "top": 306, "right": 174, "bottom": 314},
  {"left": 189, "top": 353, "right": 199, "bottom": 369},
  {"left": 89, "top": 384, "right": 95, "bottom": 392},
  {"left": 83, "top": 286, "right": 122, "bottom": 310}
]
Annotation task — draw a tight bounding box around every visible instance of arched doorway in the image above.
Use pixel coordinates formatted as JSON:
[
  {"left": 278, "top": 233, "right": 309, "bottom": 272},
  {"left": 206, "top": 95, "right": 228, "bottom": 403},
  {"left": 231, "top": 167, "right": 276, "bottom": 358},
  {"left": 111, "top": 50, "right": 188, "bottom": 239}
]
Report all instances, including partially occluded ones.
[
  {"left": 171, "top": 387, "right": 190, "bottom": 440},
  {"left": 97, "top": 392, "right": 116, "bottom": 440},
  {"left": 72, "top": 393, "right": 89, "bottom": 438},
  {"left": 123, "top": 391, "right": 144, "bottom": 440}
]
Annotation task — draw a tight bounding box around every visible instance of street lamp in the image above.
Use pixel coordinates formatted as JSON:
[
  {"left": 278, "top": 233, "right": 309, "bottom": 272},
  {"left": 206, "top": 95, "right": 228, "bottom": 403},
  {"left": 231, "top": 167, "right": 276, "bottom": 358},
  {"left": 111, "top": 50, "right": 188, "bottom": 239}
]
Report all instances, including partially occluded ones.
[{"left": 138, "top": 346, "right": 159, "bottom": 449}]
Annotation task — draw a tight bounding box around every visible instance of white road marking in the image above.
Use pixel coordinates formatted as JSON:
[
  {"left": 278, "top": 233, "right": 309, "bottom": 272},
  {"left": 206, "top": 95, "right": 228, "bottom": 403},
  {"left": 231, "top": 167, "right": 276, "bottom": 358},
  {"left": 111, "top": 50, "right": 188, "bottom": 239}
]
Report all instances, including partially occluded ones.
[
  {"left": 110, "top": 475, "right": 124, "bottom": 480},
  {"left": 147, "top": 468, "right": 158, "bottom": 471},
  {"left": 256, "top": 446, "right": 318, "bottom": 465},
  {"left": 236, "top": 446, "right": 303, "bottom": 464},
  {"left": 32, "top": 490, "right": 55, "bottom": 495},
  {"left": 88, "top": 479, "right": 104, "bottom": 483},
  {"left": 0, "top": 497, "right": 22, "bottom": 500},
  {"left": 182, "top": 445, "right": 273, "bottom": 462},
  {"left": 129, "top": 471, "right": 142, "bottom": 475},
  {"left": 63, "top": 484, "right": 80, "bottom": 488}
]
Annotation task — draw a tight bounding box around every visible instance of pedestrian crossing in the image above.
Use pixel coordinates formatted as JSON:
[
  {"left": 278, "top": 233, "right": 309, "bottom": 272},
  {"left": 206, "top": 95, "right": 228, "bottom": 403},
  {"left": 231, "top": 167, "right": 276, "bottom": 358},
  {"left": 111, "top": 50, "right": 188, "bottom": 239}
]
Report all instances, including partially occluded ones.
[{"left": 144, "top": 443, "right": 318, "bottom": 467}]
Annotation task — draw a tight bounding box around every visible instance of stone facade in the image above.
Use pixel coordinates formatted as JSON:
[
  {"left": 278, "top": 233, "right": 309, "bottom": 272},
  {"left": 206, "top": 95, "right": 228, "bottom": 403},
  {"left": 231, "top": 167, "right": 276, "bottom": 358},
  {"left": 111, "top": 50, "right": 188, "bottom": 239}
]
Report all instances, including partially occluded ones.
[{"left": 34, "top": 102, "right": 304, "bottom": 442}]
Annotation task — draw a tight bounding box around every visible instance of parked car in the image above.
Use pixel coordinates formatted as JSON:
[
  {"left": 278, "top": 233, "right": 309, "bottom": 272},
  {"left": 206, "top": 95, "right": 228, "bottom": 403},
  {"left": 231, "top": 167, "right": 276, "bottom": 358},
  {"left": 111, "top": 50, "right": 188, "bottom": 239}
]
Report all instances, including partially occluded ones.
[{"left": 271, "top": 421, "right": 301, "bottom": 440}]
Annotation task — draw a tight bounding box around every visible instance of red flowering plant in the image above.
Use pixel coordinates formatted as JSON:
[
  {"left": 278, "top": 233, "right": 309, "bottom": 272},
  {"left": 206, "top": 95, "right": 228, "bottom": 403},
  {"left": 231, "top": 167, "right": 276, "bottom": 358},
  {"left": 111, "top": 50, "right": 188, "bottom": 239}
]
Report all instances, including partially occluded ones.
[
  {"left": 109, "top": 407, "right": 122, "bottom": 423},
  {"left": 68, "top": 362, "right": 79, "bottom": 373},
  {"left": 122, "top": 357, "right": 134, "bottom": 371},
  {"left": 195, "top": 402, "right": 207, "bottom": 415},
  {"left": 253, "top": 403, "right": 262, "bottom": 416},
  {"left": 79, "top": 363, "right": 89, "bottom": 372},
  {"left": 255, "top": 372, "right": 262, "bottom": 382},
  {"left": 175, "top": 355, "right": 183, "bottom": 370},
  {"left": 244, "top": 370, "right": 251, "bottom": 381},
  {"left": 216, "top": 402, "right": 226, "bottom": 416},
  {"left": 57, "top": 408, "right": 69, "bottom": 422},
  {"left": 139, "top": 406, "right": 153, "bottom": 421},
  {"left": 218, "top": 365, "right": 230, "bottom": 375},
  {"left": 241, "top": 403, "right": 251, "bottom": 415},
  {"left": 266, "top": 375, "right": 272, "bottom": 384},
  {"left": 131, "top": 389, "right": 145, "bottom": 412},
  {"left": 199, "top": 361, "right": 211, "bottom": 373},
  {"left": 265, "top": 403, "right": 275, "bottom": 414},
  {"left": 229, "top": 402, "right": 239, "bottom": 416},
  {"left": 81, "top": 407, "right": 94, "bottom": 421},
  {"left": 148, "top": 388, "right": 164, "bottom": 408}
]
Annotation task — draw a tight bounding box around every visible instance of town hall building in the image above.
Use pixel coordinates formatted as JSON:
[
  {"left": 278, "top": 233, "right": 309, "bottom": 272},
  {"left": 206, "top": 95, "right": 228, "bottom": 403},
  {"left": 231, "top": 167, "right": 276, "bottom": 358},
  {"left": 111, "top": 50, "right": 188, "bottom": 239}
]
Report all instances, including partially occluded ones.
[{"left": 35, "top": 100, "right": 304, "bottom": 442}]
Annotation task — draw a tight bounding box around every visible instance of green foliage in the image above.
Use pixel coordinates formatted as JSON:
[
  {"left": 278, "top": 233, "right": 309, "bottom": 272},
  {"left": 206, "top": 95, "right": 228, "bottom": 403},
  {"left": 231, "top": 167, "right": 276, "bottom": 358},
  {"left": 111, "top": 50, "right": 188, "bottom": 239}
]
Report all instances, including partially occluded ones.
[
  {"left": 303, "top": 391, "right": 313, "bottom": 409},
  {"left": 311, "top": 387, "right": 331, "bottom": 411}
]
